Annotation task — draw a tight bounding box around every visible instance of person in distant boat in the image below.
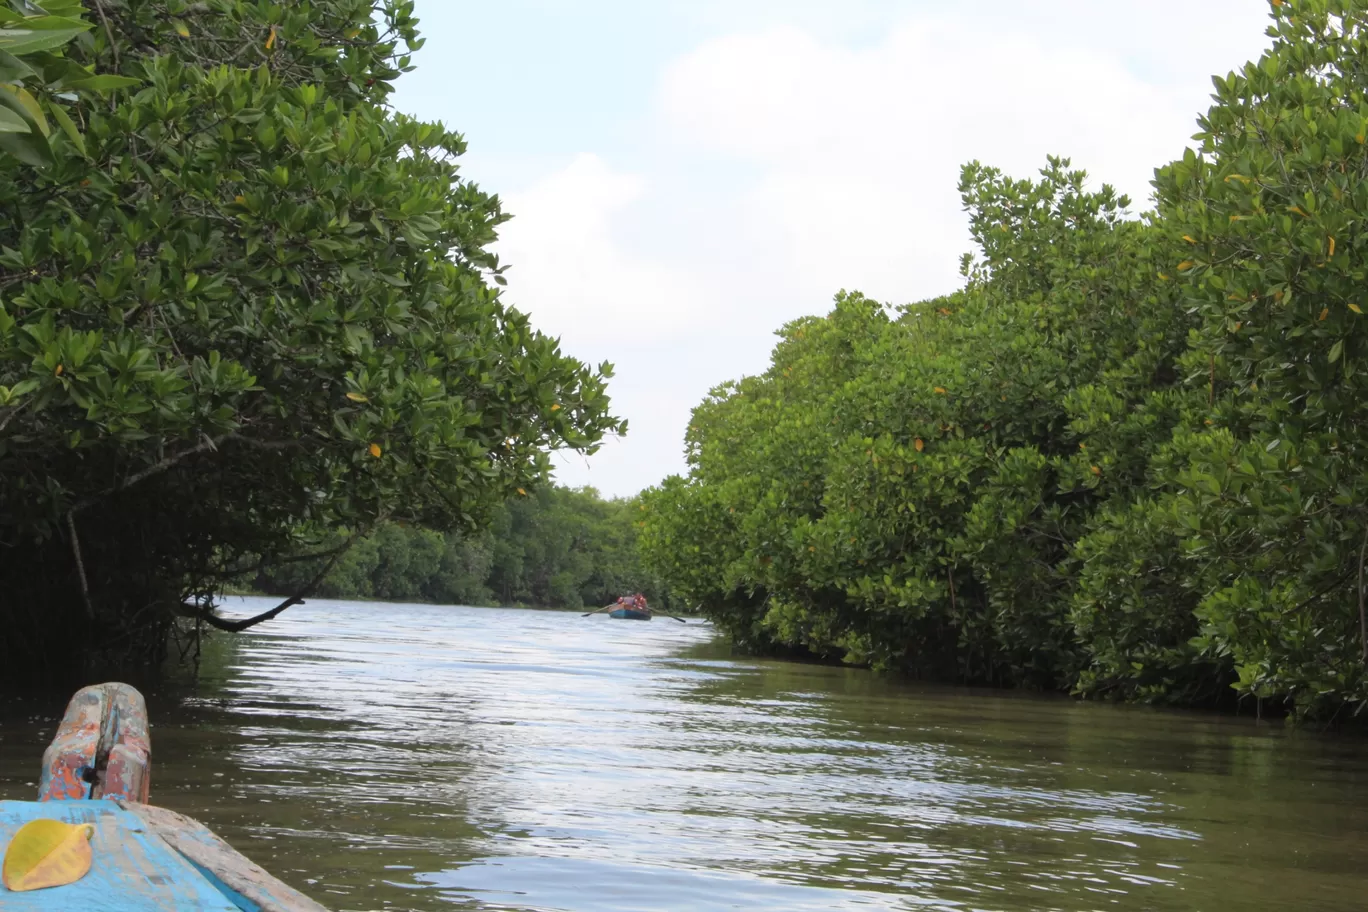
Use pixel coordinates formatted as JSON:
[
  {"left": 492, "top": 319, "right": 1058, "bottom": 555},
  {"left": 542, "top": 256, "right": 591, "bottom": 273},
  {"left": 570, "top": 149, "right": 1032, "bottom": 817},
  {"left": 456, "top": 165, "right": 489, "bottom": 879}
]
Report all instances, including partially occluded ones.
[{"left": 634, "top": 593, "right": 648, "bottom": 611}]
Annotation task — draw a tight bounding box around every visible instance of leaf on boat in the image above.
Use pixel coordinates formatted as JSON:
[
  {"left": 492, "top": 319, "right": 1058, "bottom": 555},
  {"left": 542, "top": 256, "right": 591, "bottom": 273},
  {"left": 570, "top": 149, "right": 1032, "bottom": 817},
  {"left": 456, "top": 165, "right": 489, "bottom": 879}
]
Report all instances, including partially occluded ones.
[{"left": 2, "top": 819, "right": 95, "bottom": 892}]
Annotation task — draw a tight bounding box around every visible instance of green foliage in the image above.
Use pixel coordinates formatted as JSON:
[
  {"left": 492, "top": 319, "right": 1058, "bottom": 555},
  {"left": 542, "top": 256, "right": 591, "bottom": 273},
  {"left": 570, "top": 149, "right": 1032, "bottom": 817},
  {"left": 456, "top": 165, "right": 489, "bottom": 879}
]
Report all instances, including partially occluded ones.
[
  {"left": 644, "top": 161, "right": 1178, "bottom": 688},
  {"left": 254, "top": 486, "right": 673, "bottom": 612},
  {"left": 643, "top": 1, "right": 1368, "bottom": 721},
  {"left": 0, "top": 1, "right": 138, "bottom": 167},
  {"left": 0, "top": 0, "right": 623, "bottom": 681}
]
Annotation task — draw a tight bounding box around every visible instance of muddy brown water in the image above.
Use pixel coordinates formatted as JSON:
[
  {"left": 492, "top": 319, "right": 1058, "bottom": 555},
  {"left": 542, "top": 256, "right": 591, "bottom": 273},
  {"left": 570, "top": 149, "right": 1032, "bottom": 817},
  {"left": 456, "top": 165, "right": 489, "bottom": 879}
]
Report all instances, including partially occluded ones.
[{"left": 2, "top": 598, "right": 1367, "bottom": 911}]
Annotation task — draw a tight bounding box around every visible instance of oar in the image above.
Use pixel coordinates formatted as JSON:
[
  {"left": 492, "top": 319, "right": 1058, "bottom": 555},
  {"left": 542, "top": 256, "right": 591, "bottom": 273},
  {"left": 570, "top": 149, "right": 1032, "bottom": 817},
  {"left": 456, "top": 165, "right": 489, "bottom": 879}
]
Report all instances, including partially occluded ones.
[
  {"left": 581, "top": 603, "right": 616, "bottom": 618},
  {"left": 656, "top": 612, "right": 687, "bottom": 624}
]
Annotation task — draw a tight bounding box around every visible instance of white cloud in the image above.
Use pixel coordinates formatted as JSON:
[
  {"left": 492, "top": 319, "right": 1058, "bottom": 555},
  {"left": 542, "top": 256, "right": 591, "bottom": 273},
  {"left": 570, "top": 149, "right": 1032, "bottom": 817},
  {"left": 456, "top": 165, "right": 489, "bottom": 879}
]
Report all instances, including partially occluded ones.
[
  {"left": 491, "top": 8, "right": 1273, "bottom": 497},
  {"left": 495, "top": 153, "right": 702, "bottom": 348},
  {"left": 657, "top": 19, "right": 1229, "bottom": 309}
]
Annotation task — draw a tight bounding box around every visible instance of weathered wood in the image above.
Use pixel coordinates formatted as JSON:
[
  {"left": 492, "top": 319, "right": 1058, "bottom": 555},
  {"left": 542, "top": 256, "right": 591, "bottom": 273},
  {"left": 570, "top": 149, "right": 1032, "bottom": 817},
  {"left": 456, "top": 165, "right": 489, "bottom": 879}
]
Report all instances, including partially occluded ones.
[
  {"left": 38, "top": 683, "right": 151, "bottom": 803},
  {"left": 120, "top": 802, "right": 330, "bottom": 912},
  {"left": 24, "top": 685, "right": 326, "bottom": 910},
  {"left": 99, "top": 686, "right": 151, "bottom": 803},
  {"left": 37, "top": 687, "right": 104, "bottom": 801},
  {"left": 0, "top": 800, "right": 241, "bottom": 911}
]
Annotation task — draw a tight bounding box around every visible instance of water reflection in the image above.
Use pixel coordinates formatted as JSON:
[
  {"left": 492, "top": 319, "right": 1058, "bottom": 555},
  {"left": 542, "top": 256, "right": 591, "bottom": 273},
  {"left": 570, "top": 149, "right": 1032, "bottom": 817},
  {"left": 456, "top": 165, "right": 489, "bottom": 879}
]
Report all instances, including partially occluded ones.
[{"left": 2, "top": 598, "right": 1367, "bottom": 911}]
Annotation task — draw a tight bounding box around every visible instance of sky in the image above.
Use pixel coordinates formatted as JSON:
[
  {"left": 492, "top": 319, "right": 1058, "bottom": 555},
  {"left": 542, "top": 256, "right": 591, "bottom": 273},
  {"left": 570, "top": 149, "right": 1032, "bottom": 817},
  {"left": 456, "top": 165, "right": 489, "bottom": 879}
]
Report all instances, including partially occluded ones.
[{"left": 391, "top": 1, "right": 1276, "bottom": 499}]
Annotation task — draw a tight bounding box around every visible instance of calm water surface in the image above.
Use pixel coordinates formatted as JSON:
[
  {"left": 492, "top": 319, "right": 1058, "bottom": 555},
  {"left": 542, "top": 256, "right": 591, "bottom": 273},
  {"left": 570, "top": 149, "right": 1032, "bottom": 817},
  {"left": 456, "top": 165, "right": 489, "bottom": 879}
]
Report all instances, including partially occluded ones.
[{"left": 3, "top": 599, "right": 1367, "bottom": 911}]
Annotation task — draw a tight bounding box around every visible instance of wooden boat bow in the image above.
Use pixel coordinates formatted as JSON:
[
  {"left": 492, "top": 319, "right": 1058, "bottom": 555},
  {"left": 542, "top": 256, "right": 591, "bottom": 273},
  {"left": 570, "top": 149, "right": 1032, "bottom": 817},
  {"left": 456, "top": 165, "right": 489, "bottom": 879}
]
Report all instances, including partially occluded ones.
[{"left": 1, "top": 682, "right": 328, "bottom": 911}]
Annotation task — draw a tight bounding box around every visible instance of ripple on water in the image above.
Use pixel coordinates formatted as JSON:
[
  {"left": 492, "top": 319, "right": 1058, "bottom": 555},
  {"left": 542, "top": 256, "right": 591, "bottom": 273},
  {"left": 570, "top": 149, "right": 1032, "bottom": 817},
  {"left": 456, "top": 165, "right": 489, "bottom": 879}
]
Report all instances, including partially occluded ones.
[{"left": 3, "top": 598, "right": 1368, "bottom": 911}]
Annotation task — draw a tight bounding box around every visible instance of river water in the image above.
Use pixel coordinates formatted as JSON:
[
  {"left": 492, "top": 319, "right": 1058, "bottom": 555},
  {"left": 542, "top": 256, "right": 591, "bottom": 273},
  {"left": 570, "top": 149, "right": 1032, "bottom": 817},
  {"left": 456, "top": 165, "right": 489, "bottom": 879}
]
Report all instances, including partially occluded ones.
[{"left": 2, "top": 599, "right": 1367, "bottom": 911}]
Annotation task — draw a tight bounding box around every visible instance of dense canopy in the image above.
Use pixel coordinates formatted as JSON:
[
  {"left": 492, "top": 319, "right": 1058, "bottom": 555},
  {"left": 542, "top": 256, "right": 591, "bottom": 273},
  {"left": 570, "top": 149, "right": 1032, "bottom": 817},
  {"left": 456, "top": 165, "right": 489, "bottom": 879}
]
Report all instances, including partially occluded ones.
[
  {"left": 0, "top": 0, "right": 622, "bottom": 682},
  {"left": 641, "top": 0, "right": 1368, "bottom": 721}
]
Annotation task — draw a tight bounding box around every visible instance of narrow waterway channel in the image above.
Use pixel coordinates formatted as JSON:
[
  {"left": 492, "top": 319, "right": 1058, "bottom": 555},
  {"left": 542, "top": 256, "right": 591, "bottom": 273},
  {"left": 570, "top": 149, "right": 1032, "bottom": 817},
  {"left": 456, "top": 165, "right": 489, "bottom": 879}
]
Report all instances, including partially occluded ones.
[{"left": 2, "top": 598, "right": 1366, "bottom": 911}]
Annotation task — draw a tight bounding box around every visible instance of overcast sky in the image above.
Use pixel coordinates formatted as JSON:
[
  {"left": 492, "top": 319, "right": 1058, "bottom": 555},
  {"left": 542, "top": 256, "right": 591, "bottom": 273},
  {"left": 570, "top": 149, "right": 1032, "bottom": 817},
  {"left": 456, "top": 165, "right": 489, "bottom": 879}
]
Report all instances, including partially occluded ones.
[{"left": 391, "top": 1, "right": 1275, "bottom": 499}]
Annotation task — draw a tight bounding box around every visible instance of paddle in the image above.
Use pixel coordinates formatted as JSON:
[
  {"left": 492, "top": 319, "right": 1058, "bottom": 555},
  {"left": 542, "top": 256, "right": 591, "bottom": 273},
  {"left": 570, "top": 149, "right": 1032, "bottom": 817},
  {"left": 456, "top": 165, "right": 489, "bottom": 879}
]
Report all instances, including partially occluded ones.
[
  {"left": 581, "top": 603, "right": 617, "bottom": 618},
  {"left": 655, "top": 612, "right": 687, "bottom": 624}
]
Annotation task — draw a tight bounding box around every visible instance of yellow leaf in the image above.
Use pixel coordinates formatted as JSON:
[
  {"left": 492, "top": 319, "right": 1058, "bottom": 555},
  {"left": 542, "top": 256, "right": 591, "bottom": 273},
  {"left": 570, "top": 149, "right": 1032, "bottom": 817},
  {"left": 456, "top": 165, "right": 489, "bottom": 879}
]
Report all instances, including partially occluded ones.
[
  {"left": 914, "top": 438, "right": 924, "bottom": 452},
  {"left": 1158, "top": 273, "right": 1170, "bottom": 281},
  {"left": 1320, "top": 308, "right": 1330, "bottom": 321},
  {"left": 345, "top": 28, "right": 361, "bottom": 39},
  {"left": 368, "top": 443, "right": 381, "bottom": 458},
  {"left": 1358, "top": 133, "right": 1366, "bottom": 144},
  {"left": 550, "top": 403, "right": 561, "bottom": 411},
  {"left": 173, "top": 20, "right": 190, "bottom": 37},
  {"left": 933, "top": 386, "right": 947, "bottom": 395},
  {"left": 1090, "top": 465, "right": 1101, "bottom": 477},
  {"left": 1351, "top": 303, "right": 1364, "bottom": 315},
  {"left": 53, "top": 364, "right": 62, "bottom": 377},
  {"left": 7, "top": 88, "right": 48, "bottom": 137},
  {"left": 1177, "top": 260, "right": 1194, "bottom": 271},
  {"left": 265, "top": 26, "right": 277, "bottom": 50},
  {"left": 1182, "top": 235, "right": 1197, "bottom": 244},
  {"left": 1288, "top": 205, "right": 1308, "bottom": 216},
  {"left": 517, "top": 487, "right": 527, "bottom": 496},
  {"left": 345, "top": 391, "right": 368, "bottom": 402},
  {"left": 233, "top": 195, "right": 245, "bottom": 204},
  {"left": 2, "top": 819, "right": 95, "bottom": 892},
  {"left": 1329, "top": 236, "right": 1336, "bottom": 257}
]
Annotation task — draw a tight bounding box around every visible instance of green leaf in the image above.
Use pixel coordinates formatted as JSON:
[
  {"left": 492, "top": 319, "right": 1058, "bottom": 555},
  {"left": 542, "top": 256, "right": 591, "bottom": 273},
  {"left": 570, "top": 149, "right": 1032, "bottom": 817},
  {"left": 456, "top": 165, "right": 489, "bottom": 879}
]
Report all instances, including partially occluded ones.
[
  {"left": 0, "top": 125, "right": 51, "bottom": 165},
  {"left": 1328, "top": 339, "right": 1344, "bottom": 364},
  {"left": 0, "top": 26, "right": 88, "bottom": 56},
  {"left": 1, "top": 16, "right": 91, "bottom": 32},
  {"left": 0, "top": 106, "right": 30, "bottom": 133},
  {"left": 0, "top": 85, "right": 46, "bottom": 135},
  {"left": 63, "top": 74, "right": 141, "bottom": 92},
  {"left": 0, "top": 48, "right": 34, "bottom": 82},
  {"left": 45, "top": 100, "right": 82, "bottom": 155}
]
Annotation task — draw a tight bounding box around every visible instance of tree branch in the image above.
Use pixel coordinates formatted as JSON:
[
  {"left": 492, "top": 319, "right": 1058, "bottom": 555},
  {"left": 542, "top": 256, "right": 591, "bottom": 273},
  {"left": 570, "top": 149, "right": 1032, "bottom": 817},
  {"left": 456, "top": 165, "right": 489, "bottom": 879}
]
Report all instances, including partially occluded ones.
[
  {"left": 207, "top": 537, "right": 355, "bottom": 580},
  {"left": 0, "top": 400, "right": 27, "bottom": 435},
  {"left": 69, "top": 433, "right": 302, "bottom": 515},
  {"left": 72, "top": 433, "right": 231, "bottom": 514},
  {"left": 90, "top": 0, "right": 121, "bottom": 84},
  {"left": 66, "top": 512, "right": 95, "bottom": 620},
  {"left": 185, "top": 527, "right": 367, "bottom": 632},
  {"left": 1358, "top": 522, "right": 1367, "bottom": 662}
]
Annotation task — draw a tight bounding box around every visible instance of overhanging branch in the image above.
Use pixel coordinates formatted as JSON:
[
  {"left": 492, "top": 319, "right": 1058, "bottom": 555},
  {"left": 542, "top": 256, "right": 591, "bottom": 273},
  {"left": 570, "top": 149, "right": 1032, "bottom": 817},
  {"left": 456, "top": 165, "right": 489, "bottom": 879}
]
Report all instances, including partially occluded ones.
[
  {"left": 185, "top": 526, "right": 368, "bottom": 632},
  {"left": 70, "top": 433, "right": 304, "bottom": 515},
  {"left": 72, "top": 434, "right": 231, "bottom": 514}
]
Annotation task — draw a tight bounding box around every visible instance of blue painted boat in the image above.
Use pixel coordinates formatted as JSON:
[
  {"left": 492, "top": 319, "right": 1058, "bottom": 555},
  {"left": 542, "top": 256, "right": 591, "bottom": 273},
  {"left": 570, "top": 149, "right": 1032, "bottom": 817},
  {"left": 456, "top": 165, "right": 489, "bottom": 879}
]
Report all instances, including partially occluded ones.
[
  {"left": 0, "top": 683, "right": 326, "bottom": 911},
  {"left": 608, "top": 607, "right": 652, "bottom": 620}
]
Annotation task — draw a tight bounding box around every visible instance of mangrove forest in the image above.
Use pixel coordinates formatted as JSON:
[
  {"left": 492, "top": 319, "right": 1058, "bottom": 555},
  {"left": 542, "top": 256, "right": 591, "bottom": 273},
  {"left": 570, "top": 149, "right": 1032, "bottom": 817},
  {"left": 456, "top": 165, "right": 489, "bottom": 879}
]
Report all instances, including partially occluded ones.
[{"left": 641, "top": 2, "right": 1368, "bottom": 722}]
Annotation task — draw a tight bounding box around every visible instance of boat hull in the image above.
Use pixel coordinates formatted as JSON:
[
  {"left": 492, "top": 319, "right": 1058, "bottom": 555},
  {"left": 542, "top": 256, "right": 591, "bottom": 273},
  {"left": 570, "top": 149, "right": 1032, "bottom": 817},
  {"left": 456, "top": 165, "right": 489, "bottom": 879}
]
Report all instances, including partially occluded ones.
[
  {"left": 8, "top": 682, "right": 328, "bottom": 911},
  {"left": 608, "top": 608, "right": 651, "bottom": 620}
]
